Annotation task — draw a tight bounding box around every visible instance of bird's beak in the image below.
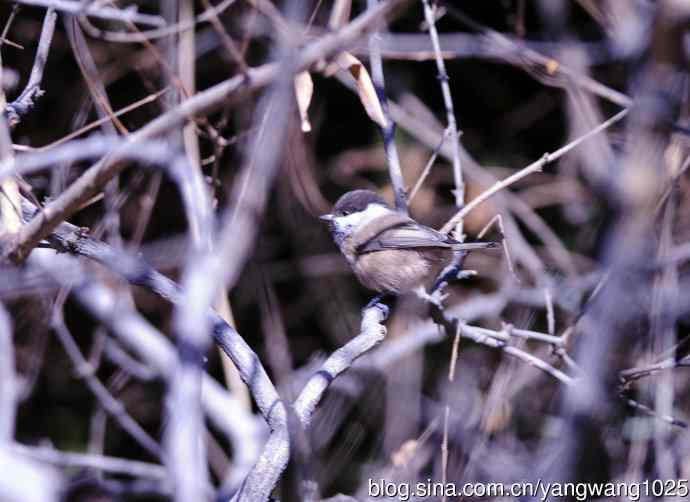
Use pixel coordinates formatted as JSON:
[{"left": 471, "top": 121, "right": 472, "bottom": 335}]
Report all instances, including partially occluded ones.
[{"left": 319, "top": 213, "right": 334, "bottom": 222}]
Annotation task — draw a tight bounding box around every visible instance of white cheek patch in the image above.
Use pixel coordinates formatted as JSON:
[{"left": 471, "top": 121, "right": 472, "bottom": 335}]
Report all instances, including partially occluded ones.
[{"left": 333, "top": 203, "right": 390, "bottom": 236}]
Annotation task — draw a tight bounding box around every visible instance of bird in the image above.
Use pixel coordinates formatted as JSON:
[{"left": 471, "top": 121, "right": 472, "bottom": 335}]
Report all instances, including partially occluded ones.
[{"left": 320, "top": 189, "right": 497, "bottom": 296}]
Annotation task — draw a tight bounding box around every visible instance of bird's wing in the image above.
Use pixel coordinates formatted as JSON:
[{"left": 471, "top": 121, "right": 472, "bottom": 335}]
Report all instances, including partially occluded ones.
[{"left": 357, "top": 221, "right": 454, "bottom": 253}]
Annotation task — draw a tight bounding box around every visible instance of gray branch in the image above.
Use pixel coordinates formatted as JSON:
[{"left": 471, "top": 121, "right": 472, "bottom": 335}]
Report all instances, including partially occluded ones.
[{"left": 5, "top": 8, "right": 57, "bottom": 127}]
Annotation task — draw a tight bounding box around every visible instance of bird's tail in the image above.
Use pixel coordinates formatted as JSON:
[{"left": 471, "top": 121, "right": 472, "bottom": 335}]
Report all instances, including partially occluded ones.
[{"left": 450, "top": 241, "right": 499, "bottom": 251}]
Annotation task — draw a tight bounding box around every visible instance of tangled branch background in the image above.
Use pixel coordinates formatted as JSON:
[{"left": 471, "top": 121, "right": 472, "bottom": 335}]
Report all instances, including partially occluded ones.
[{"left": 1, "top": 0, "right": 690, "bottom": 501}]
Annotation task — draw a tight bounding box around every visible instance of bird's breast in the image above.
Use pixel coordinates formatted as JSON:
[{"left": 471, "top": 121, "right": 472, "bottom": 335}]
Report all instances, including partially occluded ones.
[{"left": 353, "top": 249, "right": 447, "bottom": 294}]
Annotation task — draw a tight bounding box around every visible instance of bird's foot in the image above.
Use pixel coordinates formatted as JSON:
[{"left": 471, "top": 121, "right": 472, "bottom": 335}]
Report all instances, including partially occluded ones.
[
  {"left": 431, "top": 265, "right": 477, "bottom": 293},
  {"left": 414, "top": 286, "right": 448, "bottom": 308}
]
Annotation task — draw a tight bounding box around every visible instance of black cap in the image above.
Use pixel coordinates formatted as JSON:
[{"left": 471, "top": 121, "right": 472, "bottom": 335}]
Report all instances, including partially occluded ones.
[{"left": 332, "top": 190, "right": 389, "bottom": 216}]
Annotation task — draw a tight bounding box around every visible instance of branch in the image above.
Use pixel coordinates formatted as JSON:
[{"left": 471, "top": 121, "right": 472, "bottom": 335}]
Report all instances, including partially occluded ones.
[
  {"left": 0, "top": 446, "right": 60, "bottom": 502},
  {"left": 22, "top": 194, "right": 393, "bottom": 500},
  {"left": 0, "top": 302, "right": 16, "bottom": 441},
  {"left": 1, "top": 135, "right": 210, "bottom": 262},
  {"left": 5, "top": 0, "right": 414, "bottom": 264},
  {"left": 51, "top": 310, "right": 163, "bottom": 459},
  {"left": 429, "top": 304, "right": 575, "bottom": 385},
  {"left": 5, "top": 8, "right": 57, "bottom": 127},
  {"left": 294, "top": 303, "right": 389, "bottom": 425},
  {"left": 11, "top": 443, "right": 167, "bottom": 479},
  {"left": 440, "top": 108, "right": 629, "bottom": 234},
  {"left": 21, "top": 243, "right": 265, "bottom": 493},
  {"left": 367, "top": 0, "right": 408, "bottom": 213},
  {"left": 421, "top": 0, "right": 464, "bottom": 234},
  {"left": 620, "top": 355, "right": 690, "bottom": 384},
  {"left": 12, "top": 0, "right": 165, "bottom": 27}
]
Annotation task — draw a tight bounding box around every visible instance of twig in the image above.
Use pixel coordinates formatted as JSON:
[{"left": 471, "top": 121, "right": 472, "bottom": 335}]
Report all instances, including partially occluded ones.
[
  {"left": 5, "top": 8, "right": 57, "bottom": 127},
  {"left": 5, "top": 0, "right": 413, "bottom": 264},
  {"left": 440, "top": 108, "right": 629, "bottom": 233},
  {"left": 11, "top": 443, "right": 168, "bottom": 479},
  {"left": 198, "top": 0, "right": 248, "bottom": 73},
  {"left": 408, "top": 127, "right": 451, "bottom": 202},
  {"left": 165, "top": 2, "right": 212, "bottom": 499},
  {"left": 294, "top": 303, "right": 389, "bottom": 425},
  {"left": 51, "top": 309, "right": 163, "bottom": 459},
  {"left": 469, "top": 324, "right": 565, "bottom": 346},
  {"left": 367, "top": 0, "right": 408, "bottom": 214},
  {"left": 0, "top": 136, "right": 210, "bottom": 255},
  {"left": 545, "top": 288, "right": 555, "bottom": 336},
  {"left": 103, "top": 339, "right": 157, "bottom": 381},
  {"left": 23, "top": 243, "right": 264, "bottom": 493},
  {"left": 619, "top": 392, "right": 687, "bottom": 428},
  {"left": 0, "top": 302, "right": 16, "bottom": 441},
  {"left": 442, "top": 323, "right": 462, "bottom": 502},
  {"left": 421, "top": 0, "right": 464, "bottom": 236},
  {"left": 82, "top": 0, "right": 237, "bottom": 43},
  {"left": 0, "top": 446, "right": 60, "bottom": 502},
  {"left": 431, "top": 307, "right": 574, "bottom": 385},
  {"left": 12, "top": 0, "right": 164, "bottom": 27},
  {"left": 26, "top": 88, "right": 169, "bottom": 152},
  {"left": 351, "top": 33, "right": 614, "bottom": 65},
  {"left": 477, "top": 214, "right": 519, "bottom": 281},
  {"left": 0, "top": 5, "right": 20, "bottom": 52},
  {"left": 442, "top": 6, "right": 632, "bottom": 107}
]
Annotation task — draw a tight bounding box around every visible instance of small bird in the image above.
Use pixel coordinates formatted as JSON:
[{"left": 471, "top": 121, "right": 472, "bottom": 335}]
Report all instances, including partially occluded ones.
[{"left": 320, "top": 189, "right": 497, "bottom": 295}]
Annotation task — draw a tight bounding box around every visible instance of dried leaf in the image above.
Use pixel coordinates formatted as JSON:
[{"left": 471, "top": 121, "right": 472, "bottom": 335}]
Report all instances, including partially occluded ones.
[
  {"left": 328, "top": 0, "right": 352, "bottom": 30},
  {"left": 334, "top": 52, "right": 387, "bottom": 128},
  {"left": 545, "top": 59, "right": 559, "bottom": 75},
  {"left": 294, "top": 71, "right": 314, "bottom": 132},
  {"left": 391, "top": 439, "right": 418, "bottom": 467},
  {"left": 482, "top": 399, "right": 512, "bottom": 434}
]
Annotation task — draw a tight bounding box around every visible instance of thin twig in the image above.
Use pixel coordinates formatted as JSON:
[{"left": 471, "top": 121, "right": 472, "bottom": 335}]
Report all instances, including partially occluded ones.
[
  {"left": 12, "top": 443, "right": 168, "bottom": 479},
  {"left": 0, "top": 302, "right": 16, "bottom": 441},
  {"left": 441, "top": 108, "right": 628, "bottom": 233},
  {"left": 294, "top": 303, "right": 389, "bottom": 425},
  {"left": 5, "top": 0, "right": 413, "bottom": 264},
  {"left": 51, "top": 308, "right": 164, "bottom": 459},
  {"left": 12, "top": 0, "right": 164, "bottom": 27},
  {"left": 367, "top": 0, "right": 408, "bottom": 214},
  {"left": 421, "top": 0, "right": 464, "bottom": 237},
  {"left": 408, "top": 127, "right": 451, "bottom": 202},
  {"left": 5, "top": 8, "right": 57, "bottom": 127}
]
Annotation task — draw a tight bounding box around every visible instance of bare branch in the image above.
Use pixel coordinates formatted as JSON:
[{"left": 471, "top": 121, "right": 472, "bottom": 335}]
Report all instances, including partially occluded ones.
[
  {"left": 0, "top": 446, "right": 61, "bottom": 502},
  {"left": 366, "top": 0, "right": 408, "bottom": 213},
  {"left": 11, "top": 0, "right": 164, "bottom": 27},
  {"left": 421, "top": 0, "right": 464, "bottom": 235},
  {"left": 11, "top": 443, "right": 167, "bottom": 479},
  {"left": 5, "top": 8, "right": 57, "bottom": 127},
  {"left": 441, "top": 108, "right": 628, "bottom": 234},
  {"left": 294, "top": 303, "right": 388, "bottom": 425},
  {"left": 5, "top": 0, "right": 413, "bottom": 263},
  {"left": 51, "top": 309, "right": 163, "bottom": 459},
  {"left": 0, "top": 302, "right": 16, "bottom": 441}
]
